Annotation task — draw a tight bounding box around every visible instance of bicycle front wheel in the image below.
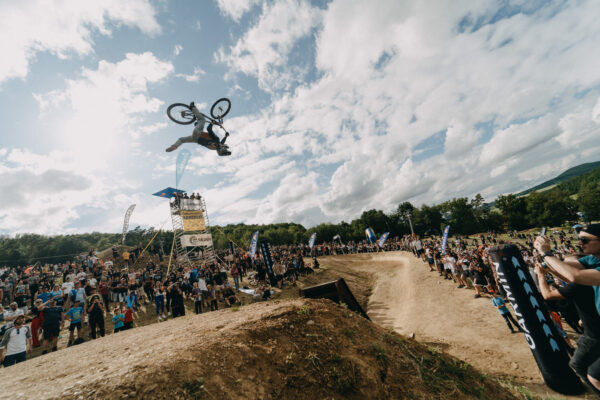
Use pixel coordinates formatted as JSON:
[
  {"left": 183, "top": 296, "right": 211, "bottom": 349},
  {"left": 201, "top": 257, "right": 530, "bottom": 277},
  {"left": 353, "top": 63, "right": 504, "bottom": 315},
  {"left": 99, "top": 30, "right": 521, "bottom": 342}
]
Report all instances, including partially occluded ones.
[
  {"left": 210, "top": 98, "right": 231, "bottom": 119},
  {"left": 167, "top": 103, "right": 196, "bottom": 125}
]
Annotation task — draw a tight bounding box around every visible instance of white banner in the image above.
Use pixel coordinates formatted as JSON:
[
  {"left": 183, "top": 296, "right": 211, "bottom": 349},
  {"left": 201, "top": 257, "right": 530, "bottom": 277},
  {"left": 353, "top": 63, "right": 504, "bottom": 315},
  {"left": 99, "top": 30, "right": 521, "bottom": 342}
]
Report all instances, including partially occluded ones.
[{"left": 180, "top": 233, "right": 213, "bottom": 247}]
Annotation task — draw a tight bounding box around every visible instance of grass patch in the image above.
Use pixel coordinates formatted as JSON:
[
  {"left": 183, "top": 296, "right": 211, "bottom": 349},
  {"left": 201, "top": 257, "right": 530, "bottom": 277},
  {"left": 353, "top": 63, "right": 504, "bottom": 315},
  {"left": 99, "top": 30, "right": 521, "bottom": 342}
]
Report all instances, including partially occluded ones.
[{"left": 297, "top": 305, "right": 311, "bottom": 315}]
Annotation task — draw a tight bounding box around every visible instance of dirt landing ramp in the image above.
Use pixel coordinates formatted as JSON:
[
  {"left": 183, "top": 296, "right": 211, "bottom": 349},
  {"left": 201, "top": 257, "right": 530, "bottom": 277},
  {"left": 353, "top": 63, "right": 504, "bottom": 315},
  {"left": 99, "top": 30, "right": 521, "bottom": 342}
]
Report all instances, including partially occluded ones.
[{"left": 1, "top": 299, "right": 517, "bottom": 400}]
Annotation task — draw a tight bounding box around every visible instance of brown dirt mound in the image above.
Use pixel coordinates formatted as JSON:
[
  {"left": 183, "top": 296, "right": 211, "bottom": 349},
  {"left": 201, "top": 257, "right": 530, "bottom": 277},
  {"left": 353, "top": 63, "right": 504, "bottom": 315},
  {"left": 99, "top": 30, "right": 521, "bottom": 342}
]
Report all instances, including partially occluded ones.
[{"left": 1, "top": 299, "right": 517, "bottom": 400}]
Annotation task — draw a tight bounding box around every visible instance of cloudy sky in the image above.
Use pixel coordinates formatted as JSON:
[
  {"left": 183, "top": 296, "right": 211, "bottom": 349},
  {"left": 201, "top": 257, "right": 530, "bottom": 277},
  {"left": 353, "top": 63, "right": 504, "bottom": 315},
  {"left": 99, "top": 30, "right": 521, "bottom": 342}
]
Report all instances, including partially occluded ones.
[{"left": 1, "top": 0, "right": 599, "bottom": 235}]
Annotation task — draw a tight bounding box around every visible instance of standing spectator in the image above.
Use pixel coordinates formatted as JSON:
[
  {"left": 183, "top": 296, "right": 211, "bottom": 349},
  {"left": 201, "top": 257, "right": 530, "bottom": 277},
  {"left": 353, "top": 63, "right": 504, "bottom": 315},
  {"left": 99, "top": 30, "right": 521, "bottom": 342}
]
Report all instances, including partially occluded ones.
[
  {"left": 87, "top": 294, "right": 105, "bottom": 339},
  {"left": 112, "top": 307, "right": 125, "bottom": 333},
  {"left": 29, "top": 299, "right": 44, "bottom": 348},
  {"left": 0, "top": 302, "right": 24, "bottom": 336},
  {"left": 0, "top": 315, "right": 31, "bottom": 367},
  {"left": 65, "top": 300, "right": 83, "bottom": 346},
  {"left": 208, "top": 284, "right": 218, "bottom": 311},
  {"left": 98, "top": 277, "right": 110, "bottom": 310},
  {"left": 192, "top": 282, "right": 203, "bottom": 314},
  {"left": 122, "top": 250, "right": 131, "bottom": 267},
  {"left": 490, "top": 291, "right": 522, "bottom": 334},
  {"left": 230, "top": 264, "right": 240, "bottom": 291},
  {"left": 534, "top": 224, "right": 600, "bottom": 392},
  {"left": 41, "top": 298, "right": 64, "bottom": 354},
  {"left": 170, "top": 283, "right": 185, "bottom": 318},
  {"left": 155, "top": 284, "right": 166, "bottom": 321}
]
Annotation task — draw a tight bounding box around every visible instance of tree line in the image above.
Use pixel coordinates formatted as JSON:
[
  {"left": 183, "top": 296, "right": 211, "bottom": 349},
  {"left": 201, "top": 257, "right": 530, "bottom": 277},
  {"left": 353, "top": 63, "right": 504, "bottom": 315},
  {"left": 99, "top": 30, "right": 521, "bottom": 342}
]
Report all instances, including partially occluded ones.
[{"left": 2, "top": 166, "right": 598, "bottom": 265}]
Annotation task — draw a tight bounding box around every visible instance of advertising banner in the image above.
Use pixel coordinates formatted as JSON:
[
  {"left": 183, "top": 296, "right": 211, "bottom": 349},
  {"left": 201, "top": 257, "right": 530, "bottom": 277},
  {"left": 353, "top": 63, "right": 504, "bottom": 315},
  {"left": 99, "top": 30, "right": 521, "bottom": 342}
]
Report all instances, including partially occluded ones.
[
  {"left": 365, "top": 227, "right": 376, "bottom": 244},
  {"left": 180, "top": 210, "right": 206, "bottom": 231},
  {"left": 249, "top": 231, "right": 259, "bottom": 258},
  {"left": 441, "top": 225, "right": 450, "bottom": 254},
  {"left": 260, "top": 240, "right": 277, "bottom": 286},
  {"left": 377, "top": 232, "right": 390, "bottom": 248},
  {"left": 180, "top": 234, "right": 213, "bottom": 247},
  {"left": 489, "top": 245, "right": 584, "bottom": 395}
]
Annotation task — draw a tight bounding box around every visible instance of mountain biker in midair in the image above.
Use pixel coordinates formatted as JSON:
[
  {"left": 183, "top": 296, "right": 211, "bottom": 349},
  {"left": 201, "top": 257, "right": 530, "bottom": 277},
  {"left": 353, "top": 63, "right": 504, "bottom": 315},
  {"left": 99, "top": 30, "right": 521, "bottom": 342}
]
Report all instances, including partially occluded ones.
[{"left": 166, "top": 102, "right": 230, "bottom": 155}]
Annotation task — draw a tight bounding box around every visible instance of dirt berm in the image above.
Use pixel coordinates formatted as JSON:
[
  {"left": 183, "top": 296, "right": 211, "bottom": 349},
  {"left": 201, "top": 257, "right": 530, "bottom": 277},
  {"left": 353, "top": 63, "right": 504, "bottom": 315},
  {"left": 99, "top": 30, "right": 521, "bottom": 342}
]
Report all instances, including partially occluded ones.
[{"left": 1, "top": 298, "right": 517, "bottom": 399}]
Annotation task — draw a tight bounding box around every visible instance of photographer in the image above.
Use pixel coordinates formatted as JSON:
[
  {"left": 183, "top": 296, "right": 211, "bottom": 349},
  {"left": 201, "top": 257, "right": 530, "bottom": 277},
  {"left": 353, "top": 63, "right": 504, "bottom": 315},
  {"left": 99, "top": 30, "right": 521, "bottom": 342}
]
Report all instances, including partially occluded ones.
[
  {"left": 169, "top": 282, "right": 185, "bottom": 318},
  {"left": 534, "top": 224, "right": 600, "bottom": 392},
  {"left": 87, "top": 293, "right": 105, "bottom": 339}
]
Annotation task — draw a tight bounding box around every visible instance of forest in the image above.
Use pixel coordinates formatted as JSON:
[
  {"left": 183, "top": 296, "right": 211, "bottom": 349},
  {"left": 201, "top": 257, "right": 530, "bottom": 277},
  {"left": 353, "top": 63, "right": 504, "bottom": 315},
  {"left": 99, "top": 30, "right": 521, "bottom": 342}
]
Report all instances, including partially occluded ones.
[{"left": 1, "top": 164, "right": 599, "bottom": 266}]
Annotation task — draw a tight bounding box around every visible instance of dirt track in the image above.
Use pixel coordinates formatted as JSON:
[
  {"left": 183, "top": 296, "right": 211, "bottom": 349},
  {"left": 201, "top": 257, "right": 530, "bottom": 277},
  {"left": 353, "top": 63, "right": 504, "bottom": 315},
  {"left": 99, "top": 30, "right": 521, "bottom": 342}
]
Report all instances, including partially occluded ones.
[{"left": 321, "top": 251, "right": 590, "bottom": 398}]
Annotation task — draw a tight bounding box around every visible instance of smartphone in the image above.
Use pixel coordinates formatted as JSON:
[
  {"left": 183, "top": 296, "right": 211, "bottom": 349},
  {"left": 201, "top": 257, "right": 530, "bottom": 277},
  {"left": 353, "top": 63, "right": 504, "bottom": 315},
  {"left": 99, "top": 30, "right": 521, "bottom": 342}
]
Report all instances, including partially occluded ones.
[{"left": 541, "top": 227, "right": 547, "bottom": 236}]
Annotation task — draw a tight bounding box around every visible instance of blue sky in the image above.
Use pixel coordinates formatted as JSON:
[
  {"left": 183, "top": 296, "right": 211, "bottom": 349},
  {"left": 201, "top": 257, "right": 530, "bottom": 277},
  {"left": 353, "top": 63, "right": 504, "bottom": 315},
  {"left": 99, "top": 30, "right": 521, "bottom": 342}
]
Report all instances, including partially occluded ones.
[{"left": 1, "top": 0, "right": 600, "bottom": 235}]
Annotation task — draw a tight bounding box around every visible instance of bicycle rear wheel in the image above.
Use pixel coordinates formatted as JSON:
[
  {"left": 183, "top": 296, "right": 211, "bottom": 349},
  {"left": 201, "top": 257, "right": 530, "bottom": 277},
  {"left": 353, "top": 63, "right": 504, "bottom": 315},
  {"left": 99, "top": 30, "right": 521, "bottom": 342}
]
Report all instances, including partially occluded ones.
[
  {"left": 167, "top": 103, "right": 196, "bottom": 125},
  {"left": 210, "top": 98, "right": 231, "bottom": 119}
]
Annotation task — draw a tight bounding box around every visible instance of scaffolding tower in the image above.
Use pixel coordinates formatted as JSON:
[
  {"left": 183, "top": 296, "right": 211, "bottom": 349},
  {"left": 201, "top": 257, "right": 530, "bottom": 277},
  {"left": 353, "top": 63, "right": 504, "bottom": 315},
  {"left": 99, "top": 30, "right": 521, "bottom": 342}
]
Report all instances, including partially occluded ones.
[{"left": 169, "top": 196, "right": 216, "bottom": 264}]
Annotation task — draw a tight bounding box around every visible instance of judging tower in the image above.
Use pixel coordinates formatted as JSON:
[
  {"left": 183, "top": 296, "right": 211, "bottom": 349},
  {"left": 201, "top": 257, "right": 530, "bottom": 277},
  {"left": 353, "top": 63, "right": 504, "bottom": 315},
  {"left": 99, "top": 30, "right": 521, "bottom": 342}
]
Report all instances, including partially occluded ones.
[{"left": 169, "top": 195, "right": 216, "bottom": 263}]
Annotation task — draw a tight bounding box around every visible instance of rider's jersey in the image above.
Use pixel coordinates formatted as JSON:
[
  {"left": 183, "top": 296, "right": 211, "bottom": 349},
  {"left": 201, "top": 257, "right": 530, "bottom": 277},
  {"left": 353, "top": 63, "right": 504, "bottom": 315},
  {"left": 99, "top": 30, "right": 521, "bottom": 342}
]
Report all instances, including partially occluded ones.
[{"left": 197, "top": 124, "right": 220, "bottom": 149}]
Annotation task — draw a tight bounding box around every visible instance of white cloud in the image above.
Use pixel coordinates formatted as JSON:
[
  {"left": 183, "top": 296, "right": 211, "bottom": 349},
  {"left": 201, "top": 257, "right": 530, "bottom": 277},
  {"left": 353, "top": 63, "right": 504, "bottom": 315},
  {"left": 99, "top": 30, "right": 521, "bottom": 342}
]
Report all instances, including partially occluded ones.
[
  {"left": 173, "top": 44, "right": 183, "bottom": 56},
  {"left": 0, "top": 0, "right": 160, "bottom": 84},
  {"left": 215, "top": 0, "right": 260, "bottom": 21},
  {"left": 175, "top": 66, "right": 206, "bottom": 83},
  {"left": 215, "top": 0, "right": 323, "bottom": 91}
]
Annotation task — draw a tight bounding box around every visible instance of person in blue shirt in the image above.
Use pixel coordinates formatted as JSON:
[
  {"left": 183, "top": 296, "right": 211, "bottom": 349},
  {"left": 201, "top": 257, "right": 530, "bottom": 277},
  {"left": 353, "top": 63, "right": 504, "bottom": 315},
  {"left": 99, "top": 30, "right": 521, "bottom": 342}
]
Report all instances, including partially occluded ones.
[
  {"left": 534, "top": 223, "right": 600, "bottom": 392},
  {"left": 112, "top": 307, "right": 125, "bottom": 333},
  {"left": 65, "top": 300, "right": 83, "bottom": 346},
  {"left": 490, "top": 291, "right": 522, "bottom": 333}
]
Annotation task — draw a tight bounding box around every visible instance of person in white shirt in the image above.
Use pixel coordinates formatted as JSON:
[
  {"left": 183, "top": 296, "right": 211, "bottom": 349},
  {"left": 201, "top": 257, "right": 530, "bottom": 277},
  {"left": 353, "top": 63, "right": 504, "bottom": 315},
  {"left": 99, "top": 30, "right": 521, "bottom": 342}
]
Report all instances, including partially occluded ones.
[{"left": 0, "top": 315, "right": 31, "bottom": 367}]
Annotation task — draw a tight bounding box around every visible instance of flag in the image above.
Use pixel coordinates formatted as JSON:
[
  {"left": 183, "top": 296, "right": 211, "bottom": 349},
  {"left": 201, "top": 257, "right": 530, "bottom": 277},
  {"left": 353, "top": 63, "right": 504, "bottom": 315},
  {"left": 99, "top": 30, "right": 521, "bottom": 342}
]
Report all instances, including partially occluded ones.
[
  {"left": 121, "top": 204, "right": 136, "bottom": 245},
  {"left": 175, "top": 149, "right": 191, "bottom": 188},
  {"left": 441, "top": 225, "right": 450, "bottom": 254},
  {"left": 308, "top": 232, "right": 317, "bottom": 249},
  {"left": 377, "top": 232, "right": 390, "bottom": 248},
  {"left": 333, "top": 234, "right": 341, "bottom": 241},
  {"left": 365, "top": 227, "right": 376, "bottom": 244},
  {"left": 249, "top": 231, "right": 259, "bottom": 258}
]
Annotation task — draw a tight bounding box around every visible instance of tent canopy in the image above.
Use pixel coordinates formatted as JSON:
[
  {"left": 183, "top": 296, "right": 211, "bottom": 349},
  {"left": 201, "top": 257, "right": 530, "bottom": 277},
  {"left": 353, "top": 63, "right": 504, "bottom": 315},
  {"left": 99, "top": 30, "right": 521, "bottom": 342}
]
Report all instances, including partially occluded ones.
[{"left": 152, "top": 187, "right": 185, "bottom": 199}]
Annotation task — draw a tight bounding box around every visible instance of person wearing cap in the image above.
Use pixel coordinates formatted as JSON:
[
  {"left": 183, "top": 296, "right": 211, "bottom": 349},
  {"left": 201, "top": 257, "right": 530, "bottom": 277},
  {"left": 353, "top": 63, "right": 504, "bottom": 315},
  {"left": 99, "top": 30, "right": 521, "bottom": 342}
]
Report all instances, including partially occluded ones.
[
  {"left": 534, "top": 223, "right": 600, "bottom": 391},
  {"left": 0, "top": 315, "right": 31, "bottom": 367}
]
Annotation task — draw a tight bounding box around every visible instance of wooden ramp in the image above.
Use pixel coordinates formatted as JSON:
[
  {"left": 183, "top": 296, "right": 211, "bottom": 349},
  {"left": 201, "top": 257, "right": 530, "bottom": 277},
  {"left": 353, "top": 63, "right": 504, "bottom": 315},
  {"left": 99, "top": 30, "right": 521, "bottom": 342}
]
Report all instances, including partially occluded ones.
[{"left": 299, "top": 278, "right": 369, "bottom": 319}]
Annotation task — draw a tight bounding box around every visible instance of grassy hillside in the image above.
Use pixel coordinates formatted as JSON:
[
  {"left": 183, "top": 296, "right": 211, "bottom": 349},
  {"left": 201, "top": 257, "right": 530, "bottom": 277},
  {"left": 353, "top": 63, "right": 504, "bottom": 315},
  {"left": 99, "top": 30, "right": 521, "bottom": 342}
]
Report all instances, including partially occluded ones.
[{"left": 517, "top": 161, "right": 600, "bottom": 196}]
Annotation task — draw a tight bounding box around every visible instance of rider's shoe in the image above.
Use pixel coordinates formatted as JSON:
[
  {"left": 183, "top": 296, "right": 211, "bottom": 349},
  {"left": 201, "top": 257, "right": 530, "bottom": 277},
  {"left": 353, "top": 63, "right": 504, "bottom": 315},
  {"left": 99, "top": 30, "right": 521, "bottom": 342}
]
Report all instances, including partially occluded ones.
[{"left": 166, "top": 145, "right": 177, "bottom": 152}]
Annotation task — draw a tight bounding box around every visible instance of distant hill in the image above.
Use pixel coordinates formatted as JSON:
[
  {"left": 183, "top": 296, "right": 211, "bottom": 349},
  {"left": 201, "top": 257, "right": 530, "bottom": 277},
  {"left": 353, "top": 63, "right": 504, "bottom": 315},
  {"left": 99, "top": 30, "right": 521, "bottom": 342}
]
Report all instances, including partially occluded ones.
[{"left": 517, "top": 161, "right": 600, "bottom": 196}]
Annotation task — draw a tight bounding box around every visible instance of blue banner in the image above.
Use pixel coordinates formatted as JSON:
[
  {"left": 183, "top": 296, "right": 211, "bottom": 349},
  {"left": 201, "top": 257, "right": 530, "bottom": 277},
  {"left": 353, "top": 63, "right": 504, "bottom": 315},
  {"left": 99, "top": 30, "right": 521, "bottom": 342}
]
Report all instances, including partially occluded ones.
[
  {"left": 441, "top": 225, "right": 450, "bottom": 254},
  {"left": 377, "top": 232, "right": 390, "bottom": 248},
  {"left": 308, "top": 232, "right": 317, "bottom": 249},
  {"left": 249, "top": 231, "right": 259, "bottom": 258},
  {"left": 175, "top": 149, "right": 191, "bottom": 188},
  {"left": 365, "top": 227, "right": 376, "bottom": 244}
]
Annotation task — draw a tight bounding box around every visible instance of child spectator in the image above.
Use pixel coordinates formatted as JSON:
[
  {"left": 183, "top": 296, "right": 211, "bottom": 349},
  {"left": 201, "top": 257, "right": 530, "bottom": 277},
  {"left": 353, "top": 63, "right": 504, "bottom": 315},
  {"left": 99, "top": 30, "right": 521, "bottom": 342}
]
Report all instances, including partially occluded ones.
[
  {"left": 65, "top": 300, "right": 83, "bottom": 346},
  {"left": 112, "top": 307, "right": 125, "bottom": 333},
  {"left": 490, "top": 291, "right": 522, "bottom": 334}
]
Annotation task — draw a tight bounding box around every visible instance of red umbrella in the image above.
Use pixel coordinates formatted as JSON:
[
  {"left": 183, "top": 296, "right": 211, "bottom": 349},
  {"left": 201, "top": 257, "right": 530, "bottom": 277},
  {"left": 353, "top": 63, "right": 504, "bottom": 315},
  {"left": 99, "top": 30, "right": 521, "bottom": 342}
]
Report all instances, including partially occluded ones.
[{"left": 24, "top": 266, "right": 34, "bottom": 274}]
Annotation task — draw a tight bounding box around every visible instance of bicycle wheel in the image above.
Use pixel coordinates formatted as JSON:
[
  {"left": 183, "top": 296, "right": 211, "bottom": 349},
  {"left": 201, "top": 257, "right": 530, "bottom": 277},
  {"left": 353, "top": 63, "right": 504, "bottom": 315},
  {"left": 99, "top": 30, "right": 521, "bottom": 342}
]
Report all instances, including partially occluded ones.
[
  {"left": 210, "top": 98, "right": 231, "bottom": 119},
  {"left": 167, "top": 103, "right": 196, "bottom": 125}
]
